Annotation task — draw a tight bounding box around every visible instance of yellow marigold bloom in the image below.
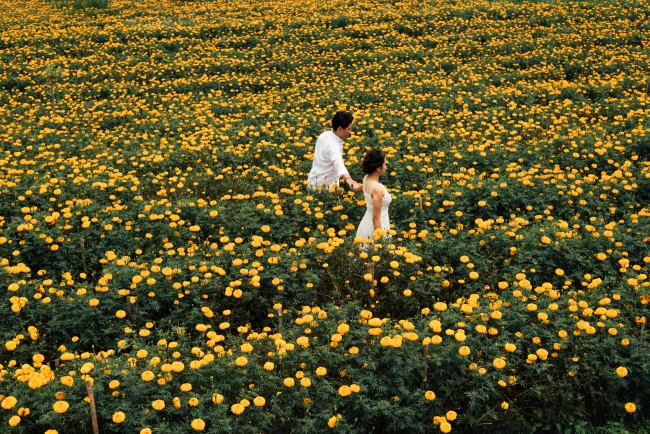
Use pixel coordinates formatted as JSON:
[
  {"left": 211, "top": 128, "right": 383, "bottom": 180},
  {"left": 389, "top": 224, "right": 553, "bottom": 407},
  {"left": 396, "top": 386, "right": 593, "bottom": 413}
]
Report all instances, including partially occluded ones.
[
  {"left": 616, "top": 366, "right": 628, "bottom": 377},
  {"left": 253, "top": 396, "right": 266, "bottom": 407},
  {"left": 504, "top": 343, "right": 516, "bottom": 352},
  {"left": 152, "top": 400, "right": 165, "bottom": 411},
  {"left": 536, "top": 349, "right": 549, "bottom": 360},
  {"left": 264, "top": 362, "right": 274, "bottom": 371},
  {"left": 469, "top": 271, "right": 479, "bottom": 280},
  {"left": 625, "top": 402, "right": 636, "bottom": 413},
  {"left": 180, "top": 383, "right": 192, "bottom": 392},
  {"left": 337, "top": 323, "right": 350, "bottom": 334},
  {"left": 316, "top": 367, "right": 327, "bottom": 376},
  {"left": 493, "top": 358, "right": 506, "bottom": 369},
  {"left": 300, "top": 378, "right": 312, "bottom": 387},
  {"left": 191, "top": 418, "right": 205, "bottom": 430},
  {"left": 8, "top": 416, "right": 20, "bottom": 427},
  {"left": 338, "top": 385, "right": 352, "bottom": 397},
  {"left": 458, "top": 346, "right": 470, "bottom": 356},
  {"left": 212, "top": 393, "right": 224, "bottom": 404},
  {"left": 555, "top": 268, "right": 564, "bottom": 276},
  {"left": 446, "top": 411, "right": 457, "bottom": 421},
  {"left": 141, "top": 429, "right": 152, "bottom": 434},
  {"left": 424, "top": 390, "right": 436, "bottom": 401},
  {"left": 108, "top": 380, "right": 120, "bottom": 389},
  {"left": 328, "top": 415, "right": 338, "bottom": 428},
  {"left": 231, "top": 403, "right": 245, "bottom": 415},
  {"left": 434, "top": 302, "right": 447, "bottom": 311},
  {"left": 501, "top": 402, "right": 509, "bottom": 410},
  {"left": 189, "top": 398, "right": 199, "bottom": 407},
  {"left": 349, "top": 346, "right": 359, "bottom": 354},
  {"left": 350, "top": 384, "right": 360, "bottom": 393},
  {"left": 297, "top": 336, "right": 310, "bottom": 348},
  {"left": 241, "top": 342, "right": 253, "bottom": 353},
  {"left": 52, "top": 401, "right": 69, "bottom": 414},
  {"left": 284, "top": 378, "right": 295, "bottom": 387},
  {"left": 390, "top": 261, "right": 399, "bottom": 269},
  {"left": 112, "top": 411, "right": 125, "bottom": 423},
  {"left": 622, "top": 339, "right": 630, "bottom": 346},
  {"left": 141, "top": 371, "right": 155, "bottom": 382},
  {"left": 440, "top": 421, "right": 452, "bottom": 433}
]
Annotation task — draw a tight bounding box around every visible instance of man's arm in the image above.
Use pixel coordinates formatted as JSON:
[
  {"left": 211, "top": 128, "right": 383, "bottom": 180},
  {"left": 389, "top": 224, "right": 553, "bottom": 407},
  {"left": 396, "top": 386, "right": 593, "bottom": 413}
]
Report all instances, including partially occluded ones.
[{"left": 327, "top": 143, "right": 358, "bottom": 190}]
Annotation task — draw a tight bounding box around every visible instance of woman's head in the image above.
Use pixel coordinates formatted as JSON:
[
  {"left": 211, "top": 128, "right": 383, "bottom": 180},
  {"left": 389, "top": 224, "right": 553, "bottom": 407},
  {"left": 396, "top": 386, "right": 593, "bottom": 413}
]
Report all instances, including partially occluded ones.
[{"left": 361, "top": 149, "right": 387, "bottom": 174}]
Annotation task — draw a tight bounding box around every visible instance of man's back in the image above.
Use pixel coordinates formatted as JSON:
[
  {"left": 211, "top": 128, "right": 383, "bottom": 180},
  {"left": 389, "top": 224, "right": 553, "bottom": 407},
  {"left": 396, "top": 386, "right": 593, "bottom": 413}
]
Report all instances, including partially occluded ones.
[{"left": 308, "top": 130, "right": 346, "bottom": 188}]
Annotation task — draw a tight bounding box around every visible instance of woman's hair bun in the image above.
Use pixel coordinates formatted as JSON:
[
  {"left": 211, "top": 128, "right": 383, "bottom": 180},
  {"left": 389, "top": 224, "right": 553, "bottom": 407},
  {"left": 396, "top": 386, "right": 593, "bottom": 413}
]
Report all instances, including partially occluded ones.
[{"left": 361, "top": 149, "right": 385, "bottom": 174}]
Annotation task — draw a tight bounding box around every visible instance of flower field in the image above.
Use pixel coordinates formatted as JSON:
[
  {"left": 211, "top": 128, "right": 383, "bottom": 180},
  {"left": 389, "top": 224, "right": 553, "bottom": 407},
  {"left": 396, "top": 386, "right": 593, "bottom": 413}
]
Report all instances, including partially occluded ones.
[{"left": 1, "top": 0, "right": 650, "bottom": 432}]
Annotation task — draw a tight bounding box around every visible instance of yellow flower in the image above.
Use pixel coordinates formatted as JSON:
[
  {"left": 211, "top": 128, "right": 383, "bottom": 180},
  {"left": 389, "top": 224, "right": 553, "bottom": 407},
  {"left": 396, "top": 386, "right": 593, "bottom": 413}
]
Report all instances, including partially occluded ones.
[
  {"left": 625, "top": 402, "right": 636, "bottom": 412},
  {"left": 152, "top": 400, "right": 165, "bottom": 411},
  {"left": 253, "top": 396, "right": 266, "bottom": 407},
  {"left": 493, "top": 358, "right": 506, "bottom": 369},
  {"left": 2, "top": 396, "right": 18, "bottom": 410},
  {"left": 440, "top": 421, "right": 452, "bottom": 433},
  {"left": 8, "top": 415, "right": 20, "bottom": 426},
  {"left": 212, "top": 393, "right": 224, "bottom": 404},
  {"left": 231, "top": 403, "right": 245, "bottom": 415},
  {"left": 52, "top": 401, "right": 69, "bottom": 414},
  {"left": 501, "top": 402, "right": 509, "bottom": 410},
  {"left": 555, "top": 268, "right": 564, "bottom": 276},
  {"left": 424, "top": 390, "right": 436, "bottom": 401},
  {"left": 616, "top": 366, "right": 628, "bottom": 377},
  {"left": 112, "top": 411, "right": 125, "bottom": 423},
  {"left": 283, "top": 378, "right": 295, "bottom": 387},
  {"left": 338, "top": 385, "right": 351, "bottom": 397},
  {"left": 328, "top": 415, "right": 338, "bottom": 428},
  {"left": 191, "top": 418, "right": 205, "bottom": 430},
  {"left": 180, "top": 383, "right": 192, "bottom": 392},
  {"left": 316, "top": 367, "right": 327, "bottom": 376},
  {"left": 458, "top": 346, "right": 470, "bottom": 356},
  {"left": 446, "top": 411, "right": 457, "bottom": 421},
  {"left": 141, "top": 429, "right": 152, "bottom": 434},
  {"left": 108, "top": 380, "right": 120, "bottom": 389},
  {"left": 141, "top": 371, "right": 155, "bottom": 382}
]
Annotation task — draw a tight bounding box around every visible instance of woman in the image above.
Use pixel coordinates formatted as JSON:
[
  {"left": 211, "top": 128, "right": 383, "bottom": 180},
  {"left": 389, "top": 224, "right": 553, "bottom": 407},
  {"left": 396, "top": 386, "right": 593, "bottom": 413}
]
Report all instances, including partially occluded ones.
[{"left": 356, "top": 149, "right": 391, "bottom": 245}]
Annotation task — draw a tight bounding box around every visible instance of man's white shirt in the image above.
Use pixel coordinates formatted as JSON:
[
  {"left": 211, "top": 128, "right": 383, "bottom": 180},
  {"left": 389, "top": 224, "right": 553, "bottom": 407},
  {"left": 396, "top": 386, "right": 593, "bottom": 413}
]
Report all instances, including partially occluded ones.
[{"left": 308, "top": 130, "right": 349, "bottom": 188}]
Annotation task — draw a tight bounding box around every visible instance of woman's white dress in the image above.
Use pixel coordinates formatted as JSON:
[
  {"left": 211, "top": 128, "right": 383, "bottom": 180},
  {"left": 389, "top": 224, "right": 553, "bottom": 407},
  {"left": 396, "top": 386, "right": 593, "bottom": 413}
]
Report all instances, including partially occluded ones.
[{"left": 356, "top": 176, "right": 392, "bottom": 243}]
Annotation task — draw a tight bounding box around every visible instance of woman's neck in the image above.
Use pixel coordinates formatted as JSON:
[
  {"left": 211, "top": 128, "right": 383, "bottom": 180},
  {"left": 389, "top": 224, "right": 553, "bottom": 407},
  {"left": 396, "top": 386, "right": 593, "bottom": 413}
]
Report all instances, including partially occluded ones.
[{"left": 366, "top": 172, "right": 381, "bottom": 183}]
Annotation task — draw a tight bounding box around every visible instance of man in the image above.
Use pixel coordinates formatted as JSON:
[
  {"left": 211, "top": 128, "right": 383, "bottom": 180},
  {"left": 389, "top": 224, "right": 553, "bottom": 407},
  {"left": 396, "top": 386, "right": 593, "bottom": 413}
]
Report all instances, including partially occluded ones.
[{"left": 308, "top": 111, "right": 362, "bottom": 192}]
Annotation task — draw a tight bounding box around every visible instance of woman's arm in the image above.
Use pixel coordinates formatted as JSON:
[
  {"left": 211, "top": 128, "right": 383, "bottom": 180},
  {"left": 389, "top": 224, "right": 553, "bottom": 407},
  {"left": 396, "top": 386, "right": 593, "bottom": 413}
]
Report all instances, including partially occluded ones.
[{"left": 372, "top": 184, "right": 383, "bottom": 229}]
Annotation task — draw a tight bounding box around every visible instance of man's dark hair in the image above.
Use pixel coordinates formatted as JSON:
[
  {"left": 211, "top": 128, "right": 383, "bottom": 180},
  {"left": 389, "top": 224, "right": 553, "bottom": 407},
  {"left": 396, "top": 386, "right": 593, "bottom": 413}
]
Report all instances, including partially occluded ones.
[{"left": 332, "top": 111, "right": 354, "bottom": 131}]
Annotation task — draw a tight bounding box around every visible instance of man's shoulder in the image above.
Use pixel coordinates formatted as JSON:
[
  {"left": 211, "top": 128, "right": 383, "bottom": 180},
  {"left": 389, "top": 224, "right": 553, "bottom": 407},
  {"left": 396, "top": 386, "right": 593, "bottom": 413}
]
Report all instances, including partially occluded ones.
[
  {"left": 318, "top": 130, "right": 340, "bottom": 145},
  {"left": 317, "top": 130, "right": 334, "bottom": 140}
]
